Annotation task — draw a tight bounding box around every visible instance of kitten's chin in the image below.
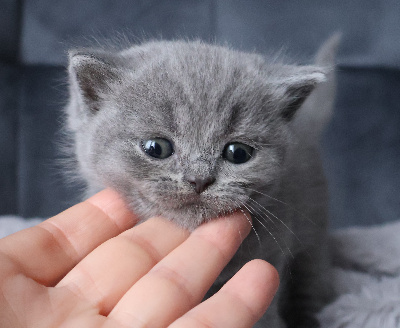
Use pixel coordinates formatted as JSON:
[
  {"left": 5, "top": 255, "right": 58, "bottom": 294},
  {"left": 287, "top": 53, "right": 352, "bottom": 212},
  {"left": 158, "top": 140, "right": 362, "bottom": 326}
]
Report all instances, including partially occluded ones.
[
  {"left": 154, "top": 198, "right": 242, "bottom": 231},
  {"left": 165, "top": 208, "right": 234, "bottom": 231}
]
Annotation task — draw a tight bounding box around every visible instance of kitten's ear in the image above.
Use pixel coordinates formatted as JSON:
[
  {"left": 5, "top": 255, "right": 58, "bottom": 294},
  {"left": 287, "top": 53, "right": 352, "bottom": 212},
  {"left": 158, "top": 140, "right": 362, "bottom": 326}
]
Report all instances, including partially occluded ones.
[
  {"left": 278, "top": 66, "right": 326, "bottom": 120},
  {"left": 68, "top": 51, "right": 120, "bottom": 113}
]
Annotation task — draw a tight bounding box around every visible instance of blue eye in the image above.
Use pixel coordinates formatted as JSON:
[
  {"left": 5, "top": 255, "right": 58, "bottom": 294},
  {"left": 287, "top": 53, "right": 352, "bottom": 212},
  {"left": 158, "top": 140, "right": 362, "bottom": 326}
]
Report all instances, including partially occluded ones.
[
  {"left": 141, "top": 138, "right": 174, "bottom": 159},
  {"left": 223, "top": 142, "right": 254, "bottom": 164}
]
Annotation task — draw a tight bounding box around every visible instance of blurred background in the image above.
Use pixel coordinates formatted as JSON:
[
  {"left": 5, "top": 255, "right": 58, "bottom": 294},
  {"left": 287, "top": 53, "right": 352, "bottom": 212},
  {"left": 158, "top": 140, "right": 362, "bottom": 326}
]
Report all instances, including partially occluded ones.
[{"left": 0, "top": 0, "right": 399, "bottom": 229}]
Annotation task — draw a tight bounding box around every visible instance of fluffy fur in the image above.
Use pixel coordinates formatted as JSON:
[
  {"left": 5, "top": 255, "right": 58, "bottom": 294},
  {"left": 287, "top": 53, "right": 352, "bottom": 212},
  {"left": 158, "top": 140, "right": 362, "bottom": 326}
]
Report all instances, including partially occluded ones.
[{"left": 66, "top": 35, "right": 339, "bottom": 327}]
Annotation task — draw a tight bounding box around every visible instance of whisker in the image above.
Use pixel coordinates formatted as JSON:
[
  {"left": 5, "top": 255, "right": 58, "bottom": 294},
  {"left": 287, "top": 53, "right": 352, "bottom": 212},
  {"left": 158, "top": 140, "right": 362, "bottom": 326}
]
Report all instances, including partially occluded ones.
[
  {"left": 242, "top": 186, "right": 316, "bottom": 225},
  {"left": 244, "top": 201, "right": 292, "bottom": 259},
  {"left": 231, "top": 198, "right": 289, "bottom": 258},
  {"left": 228, "top": 197, "right": 293, "bottom": 280},
  {"left": 244, "top": 201, "right": 276, "bottom": 232},
  {"left": 224, "top": 203, "right": 246, "bottom": 246},
  {"left": 248, "top": 197, "right": 305, "bottom": 249},
  {"left": 239, "top": 207, "right": 261, "bottom": 246},
  {"left": 230, "top": 199, "right": 261, "bottom": 246}
]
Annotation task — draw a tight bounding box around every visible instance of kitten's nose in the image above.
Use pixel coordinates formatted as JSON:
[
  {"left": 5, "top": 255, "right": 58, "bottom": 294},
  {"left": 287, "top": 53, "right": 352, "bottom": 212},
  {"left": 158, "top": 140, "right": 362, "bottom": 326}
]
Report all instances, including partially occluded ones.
[{"left": 186, "top": 176, "right": 216, "bottom": 194}]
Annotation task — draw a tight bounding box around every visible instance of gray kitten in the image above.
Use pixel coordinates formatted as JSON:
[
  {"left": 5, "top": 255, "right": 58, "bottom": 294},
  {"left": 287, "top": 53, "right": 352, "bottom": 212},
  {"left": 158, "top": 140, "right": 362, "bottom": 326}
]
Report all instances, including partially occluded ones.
[{"left": 66, "top": 35, "right": 339, "bottom": 327}]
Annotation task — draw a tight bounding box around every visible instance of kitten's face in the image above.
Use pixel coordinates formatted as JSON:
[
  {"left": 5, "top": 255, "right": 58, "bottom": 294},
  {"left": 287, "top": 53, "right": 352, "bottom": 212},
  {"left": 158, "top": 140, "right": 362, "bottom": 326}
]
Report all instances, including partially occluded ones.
[{"left": 68, "top": 41, "right": 325, "bottom": 230}]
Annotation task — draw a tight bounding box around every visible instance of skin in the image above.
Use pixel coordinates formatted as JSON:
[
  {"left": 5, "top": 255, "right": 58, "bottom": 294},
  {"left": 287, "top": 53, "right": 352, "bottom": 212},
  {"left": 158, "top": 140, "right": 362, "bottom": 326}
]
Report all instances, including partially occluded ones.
[{"left": 0, "top": 188, "right": 279, "bottom": 328}]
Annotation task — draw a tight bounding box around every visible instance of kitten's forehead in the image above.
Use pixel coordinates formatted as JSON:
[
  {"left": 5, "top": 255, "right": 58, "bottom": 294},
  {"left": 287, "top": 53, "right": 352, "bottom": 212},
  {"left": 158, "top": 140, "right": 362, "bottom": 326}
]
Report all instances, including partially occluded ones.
[
  {"left": 154, "top": 44, "right": 272, "bottom": 139},
  {"left": 118, "top": 42, "right": 279, "bottom": 146}
]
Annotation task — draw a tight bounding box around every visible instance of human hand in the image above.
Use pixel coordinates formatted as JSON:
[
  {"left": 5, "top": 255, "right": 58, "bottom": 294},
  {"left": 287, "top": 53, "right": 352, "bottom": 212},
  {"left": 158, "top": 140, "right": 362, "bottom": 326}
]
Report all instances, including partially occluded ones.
[{"left": 0, "top": 189, "right": 279, "bottom": 327}]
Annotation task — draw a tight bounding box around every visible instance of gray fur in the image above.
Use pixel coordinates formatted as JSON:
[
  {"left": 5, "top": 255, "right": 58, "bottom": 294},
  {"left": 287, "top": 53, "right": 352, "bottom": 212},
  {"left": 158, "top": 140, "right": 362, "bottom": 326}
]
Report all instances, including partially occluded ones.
[{"left": 66, "top": 36, "right": 339, "bottom": 327}]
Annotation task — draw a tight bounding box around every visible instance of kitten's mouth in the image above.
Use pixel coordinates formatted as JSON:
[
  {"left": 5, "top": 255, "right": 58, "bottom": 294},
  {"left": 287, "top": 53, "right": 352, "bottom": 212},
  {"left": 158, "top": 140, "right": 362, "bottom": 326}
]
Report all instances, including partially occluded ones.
[
  {"left": 174, "top": 193, "right": 219, "bottom": 207},
  {"left": 164, "top": 193, "right": 241, "bottom": 218},
  {"left": 175, "top": 196, "right": 211, "bottom": 209},
  {"left": 138, "top": 190, "right": 248, "bottom": 230}
]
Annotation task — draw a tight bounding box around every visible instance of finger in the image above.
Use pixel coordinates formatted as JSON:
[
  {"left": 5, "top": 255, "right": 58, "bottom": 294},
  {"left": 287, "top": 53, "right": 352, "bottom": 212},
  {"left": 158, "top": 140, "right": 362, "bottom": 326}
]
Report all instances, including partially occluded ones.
[
  {"left": 108, "top": 211, "right": 252, "bottom": 327},
  {"left": 169, "top": 260, "right": 279, "bottom": 328},
  {"left": 0, "top": 189, "right": 137, "bottom": 285},
  {"left": 57, "top": 216, "right": 190, "bottom": 315}
]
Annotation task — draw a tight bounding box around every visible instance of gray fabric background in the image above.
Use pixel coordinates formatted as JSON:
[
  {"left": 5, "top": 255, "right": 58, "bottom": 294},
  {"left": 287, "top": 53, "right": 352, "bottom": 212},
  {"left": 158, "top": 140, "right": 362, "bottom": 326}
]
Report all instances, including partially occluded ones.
[{"left": 0, "top": 0, "right": 399, "bottom": 228}]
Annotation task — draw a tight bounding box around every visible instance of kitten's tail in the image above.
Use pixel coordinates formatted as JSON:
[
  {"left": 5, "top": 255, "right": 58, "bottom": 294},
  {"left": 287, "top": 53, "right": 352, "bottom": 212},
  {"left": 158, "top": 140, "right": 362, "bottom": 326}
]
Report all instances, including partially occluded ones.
[{"left": 292, "top": 33, "right": 341, "bottom": 145}]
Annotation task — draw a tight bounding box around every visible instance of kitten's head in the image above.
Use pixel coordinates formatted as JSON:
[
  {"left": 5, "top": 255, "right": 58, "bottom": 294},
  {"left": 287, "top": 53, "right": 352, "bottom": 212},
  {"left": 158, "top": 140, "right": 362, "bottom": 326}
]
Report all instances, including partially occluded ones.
[{"left": 67, "top": 41, "right": 325, "bottom": 230}]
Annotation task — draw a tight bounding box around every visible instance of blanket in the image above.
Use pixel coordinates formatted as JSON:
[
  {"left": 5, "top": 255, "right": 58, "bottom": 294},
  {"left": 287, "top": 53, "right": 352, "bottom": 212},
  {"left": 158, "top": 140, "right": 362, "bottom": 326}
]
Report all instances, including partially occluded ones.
[
  {"left": 1, "top": 216, "right": 399, "bottom": 327},
  {"left": 319, "top": 221, "right": 400, "bottom": 328}
]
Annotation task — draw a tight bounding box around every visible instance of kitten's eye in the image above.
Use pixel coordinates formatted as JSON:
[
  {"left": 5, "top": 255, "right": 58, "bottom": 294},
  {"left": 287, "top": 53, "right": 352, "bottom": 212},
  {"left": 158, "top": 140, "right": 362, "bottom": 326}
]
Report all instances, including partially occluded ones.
[
  {"left": 141, "top": 138, "right": 174, "bottom": 159},
  {"left": 223, "top": 142, "right": 254, "bottom": 164}
]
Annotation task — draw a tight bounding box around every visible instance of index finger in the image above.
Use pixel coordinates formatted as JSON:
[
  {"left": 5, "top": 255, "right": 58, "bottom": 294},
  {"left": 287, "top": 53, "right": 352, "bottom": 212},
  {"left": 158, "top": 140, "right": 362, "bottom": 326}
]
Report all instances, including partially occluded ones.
[
  {"left": 0, "top": 189, "right": 138, "bottom": 286},
  {"left": 109, "top": 211, "right": 252, "bottom": 327}
]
